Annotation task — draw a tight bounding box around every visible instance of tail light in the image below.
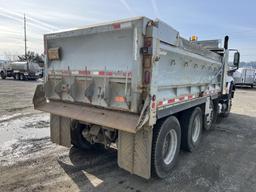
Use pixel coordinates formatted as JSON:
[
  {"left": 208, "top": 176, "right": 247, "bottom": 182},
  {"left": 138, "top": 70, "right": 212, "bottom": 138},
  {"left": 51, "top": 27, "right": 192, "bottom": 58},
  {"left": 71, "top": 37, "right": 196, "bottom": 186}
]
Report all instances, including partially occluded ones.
[
  {"left": 114, "top": 96, "right": 125, "bottom": 103},
  {"left": 144, "top": 71, "right": 151, "bottom": 84},
  {"left": 144, "top": 37, "right": 152, "bottom": 47}
]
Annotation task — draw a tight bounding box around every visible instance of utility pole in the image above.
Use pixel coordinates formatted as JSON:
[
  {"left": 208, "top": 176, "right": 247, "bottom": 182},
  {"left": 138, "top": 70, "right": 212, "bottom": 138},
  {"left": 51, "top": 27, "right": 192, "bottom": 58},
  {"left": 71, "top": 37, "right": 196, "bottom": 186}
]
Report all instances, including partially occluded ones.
[
  {"left": 24, "top": 13, "right": 29, "bottom": 71},
  {"left": 24, "top": 14, "right": 27, "bottom": 60}
]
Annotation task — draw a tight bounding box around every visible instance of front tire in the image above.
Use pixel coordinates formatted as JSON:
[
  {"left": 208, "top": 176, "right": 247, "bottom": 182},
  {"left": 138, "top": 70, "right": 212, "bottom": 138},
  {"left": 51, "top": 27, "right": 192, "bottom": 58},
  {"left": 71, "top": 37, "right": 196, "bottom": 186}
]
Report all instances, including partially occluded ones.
[
  {"left": 180, "top": 107, "right": 203, "bottom": 152},
  {"left": 221, "top": 98, "right": 232, "bottom": 117},
  {"left": 221, "top": 83, "right": 234, "bottom": 118},
  {"left": 204, "top": 100, "right": 218, "bottom": 131},
  {"left": 152, "top": 116, "right": 181, "bottom": 178}
]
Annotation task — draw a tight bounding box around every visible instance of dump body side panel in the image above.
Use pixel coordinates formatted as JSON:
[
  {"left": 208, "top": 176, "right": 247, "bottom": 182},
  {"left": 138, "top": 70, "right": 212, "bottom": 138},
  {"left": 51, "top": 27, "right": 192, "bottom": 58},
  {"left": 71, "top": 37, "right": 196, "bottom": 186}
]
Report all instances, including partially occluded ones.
[{"left": 156, "top": 43, "right": 222, "bottom": 111}]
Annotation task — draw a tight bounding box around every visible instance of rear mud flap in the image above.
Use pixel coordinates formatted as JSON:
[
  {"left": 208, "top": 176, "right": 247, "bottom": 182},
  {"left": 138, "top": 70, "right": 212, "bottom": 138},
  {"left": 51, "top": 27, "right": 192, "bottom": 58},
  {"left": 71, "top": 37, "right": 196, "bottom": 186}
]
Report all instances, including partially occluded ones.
[
  {"left": 118, "top": 127, "right": 153, "bottom": 179},
  {"left": 50, "top": 114, "right": 71, "bottom": 147}
]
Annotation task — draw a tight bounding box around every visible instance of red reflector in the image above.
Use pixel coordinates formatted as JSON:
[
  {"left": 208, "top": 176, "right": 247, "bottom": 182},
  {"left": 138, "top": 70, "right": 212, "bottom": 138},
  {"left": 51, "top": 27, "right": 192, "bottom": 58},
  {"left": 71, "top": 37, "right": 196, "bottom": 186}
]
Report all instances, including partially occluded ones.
[
  {"left": 168, "top": 99, "right": 175, "bottom": 104},
  {"left": 107, "top": 71, "right": 113, "bottom": 76},
  {"left": 144, "top": 71, "right": 151, "bottom": 84},
  {"left": 112, "top": 23, "right": 121, "bottom": 29},
  {"left": 99, "top": 71, "right": 105, "bottom": 76},
  {"left": 115, "top": 96, "right": 125, "bottom": 102}
]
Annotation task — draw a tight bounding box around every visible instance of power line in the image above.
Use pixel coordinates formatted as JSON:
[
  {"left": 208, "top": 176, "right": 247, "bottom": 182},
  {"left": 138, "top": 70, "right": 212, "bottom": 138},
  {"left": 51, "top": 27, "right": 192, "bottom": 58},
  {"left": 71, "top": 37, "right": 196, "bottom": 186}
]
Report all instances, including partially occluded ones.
[{"left": 0, "top": 8, "right": 59, "bottom": 31}]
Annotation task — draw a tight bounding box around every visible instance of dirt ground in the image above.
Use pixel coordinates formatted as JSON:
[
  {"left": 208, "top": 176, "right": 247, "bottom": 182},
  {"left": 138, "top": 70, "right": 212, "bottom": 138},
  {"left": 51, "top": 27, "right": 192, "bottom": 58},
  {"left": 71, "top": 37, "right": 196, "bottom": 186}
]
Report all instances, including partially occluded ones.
[{"left": 0, "top": 79, "right": 256, "bottom": 192}]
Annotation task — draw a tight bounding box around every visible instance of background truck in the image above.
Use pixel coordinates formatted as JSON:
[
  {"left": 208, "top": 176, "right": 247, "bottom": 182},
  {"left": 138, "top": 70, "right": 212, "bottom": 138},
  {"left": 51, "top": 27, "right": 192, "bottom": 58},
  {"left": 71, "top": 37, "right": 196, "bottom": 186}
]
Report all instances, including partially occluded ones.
[
  {"left": 233, "top": 67, "right": 255, "bottom": 88},
  {"left": 0, "top": 61, "right": 42, "bottom": 80},
  {"left": 33, "top": 17, "right": 240, "bottom": 179}
]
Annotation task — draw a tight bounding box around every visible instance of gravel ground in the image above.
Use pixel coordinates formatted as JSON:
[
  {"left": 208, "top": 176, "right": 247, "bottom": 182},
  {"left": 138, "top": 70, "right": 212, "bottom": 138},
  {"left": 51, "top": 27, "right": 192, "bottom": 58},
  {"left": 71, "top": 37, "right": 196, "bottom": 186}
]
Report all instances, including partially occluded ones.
[{"left": 0, "top": 79, "right": 256, "bottom": 192}]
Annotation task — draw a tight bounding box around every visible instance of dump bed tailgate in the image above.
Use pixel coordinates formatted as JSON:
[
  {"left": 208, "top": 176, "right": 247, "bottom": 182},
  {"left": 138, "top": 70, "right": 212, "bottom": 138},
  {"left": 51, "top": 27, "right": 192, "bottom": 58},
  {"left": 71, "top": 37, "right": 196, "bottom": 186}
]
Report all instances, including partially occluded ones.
[{"left": 44, "top": 17, "right": 148, "bottom": 113}]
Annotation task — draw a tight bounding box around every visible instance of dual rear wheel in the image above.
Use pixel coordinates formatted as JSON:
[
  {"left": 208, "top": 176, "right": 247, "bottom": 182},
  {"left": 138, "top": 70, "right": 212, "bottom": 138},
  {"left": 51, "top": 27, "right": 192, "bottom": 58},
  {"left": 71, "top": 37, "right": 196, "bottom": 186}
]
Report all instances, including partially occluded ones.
[
  {"left": 70, "top": 120, "right": 104, "bottom": 150},
  {"left": 152, "top": 107, "right": 204, "bottom": 178}
]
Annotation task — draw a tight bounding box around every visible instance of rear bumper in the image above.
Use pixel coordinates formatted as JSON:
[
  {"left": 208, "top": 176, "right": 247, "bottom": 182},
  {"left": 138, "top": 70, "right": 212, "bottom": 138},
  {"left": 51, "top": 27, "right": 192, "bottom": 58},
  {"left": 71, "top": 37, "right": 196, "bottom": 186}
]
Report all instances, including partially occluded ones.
[{"left": 33, "top": 84, "right": 139, "bottom": 133}]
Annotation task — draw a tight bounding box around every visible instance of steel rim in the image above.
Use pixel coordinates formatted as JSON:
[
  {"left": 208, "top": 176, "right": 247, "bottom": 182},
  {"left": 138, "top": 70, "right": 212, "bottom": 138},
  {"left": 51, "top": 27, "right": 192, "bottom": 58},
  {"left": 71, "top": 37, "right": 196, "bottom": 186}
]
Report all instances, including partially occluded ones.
[
  {"left": 162, "top": 129, "right": 178, "bottom": 165},
  {"left": 192, "top": 115, "right": 201, "bottom": 143}
]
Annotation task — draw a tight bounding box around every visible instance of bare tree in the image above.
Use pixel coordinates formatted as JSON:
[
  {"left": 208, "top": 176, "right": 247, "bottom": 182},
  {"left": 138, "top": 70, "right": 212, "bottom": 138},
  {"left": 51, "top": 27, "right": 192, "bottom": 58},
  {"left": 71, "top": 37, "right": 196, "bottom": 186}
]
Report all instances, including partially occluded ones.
[{"left": 18, "top": 51, "right": 44, "bottom": 65}]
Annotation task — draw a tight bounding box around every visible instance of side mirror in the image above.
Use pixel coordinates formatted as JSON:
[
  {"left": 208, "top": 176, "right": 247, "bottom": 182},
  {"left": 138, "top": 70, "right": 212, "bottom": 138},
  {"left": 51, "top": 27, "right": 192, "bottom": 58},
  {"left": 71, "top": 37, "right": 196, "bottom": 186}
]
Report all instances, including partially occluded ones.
[{"left": 233, "top": 52, "right": 240, "bottom": 68}]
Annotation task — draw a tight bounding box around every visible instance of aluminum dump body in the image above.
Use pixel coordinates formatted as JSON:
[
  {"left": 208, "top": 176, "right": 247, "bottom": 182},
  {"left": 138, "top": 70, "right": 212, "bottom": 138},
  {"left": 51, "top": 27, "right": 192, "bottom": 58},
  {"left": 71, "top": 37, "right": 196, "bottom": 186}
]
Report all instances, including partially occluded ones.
[
  {"left": 35, "top": 17, "right": 224, "bottom": 132},
  {"left": 33, "top": 17, "right": 235, "bottom": 179}
]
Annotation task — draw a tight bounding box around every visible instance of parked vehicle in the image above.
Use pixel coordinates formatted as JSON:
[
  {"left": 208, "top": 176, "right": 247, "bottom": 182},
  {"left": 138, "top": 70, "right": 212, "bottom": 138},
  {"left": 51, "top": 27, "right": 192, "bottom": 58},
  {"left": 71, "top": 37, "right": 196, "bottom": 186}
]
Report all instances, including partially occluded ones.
[
  {"left": 0, "top": 61, "right": 42, "bottom": 80},
  {"left": 233, "top": 67, "right": 256, "bottom": 88},
  {"left": 33, "top": 17, "right": 240, "bottom": 179}
]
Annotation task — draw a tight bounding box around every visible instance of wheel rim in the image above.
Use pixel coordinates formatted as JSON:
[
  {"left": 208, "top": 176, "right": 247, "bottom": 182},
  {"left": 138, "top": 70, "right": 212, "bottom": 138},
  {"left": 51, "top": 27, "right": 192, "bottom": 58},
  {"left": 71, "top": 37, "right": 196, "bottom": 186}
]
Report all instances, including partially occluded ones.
[
  {"left": 162, "top": 129, "right": 178, "bottom": 165},
  {"left": 192, "top": 115, "right": 201, "bottom": 143}
]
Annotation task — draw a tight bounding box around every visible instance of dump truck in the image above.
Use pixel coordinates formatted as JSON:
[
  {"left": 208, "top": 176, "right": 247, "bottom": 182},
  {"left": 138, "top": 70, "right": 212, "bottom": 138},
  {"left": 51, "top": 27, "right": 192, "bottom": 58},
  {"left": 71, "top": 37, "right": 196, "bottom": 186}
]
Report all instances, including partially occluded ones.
[
  {"left": 0, "top": 61, "right": 42, "bottom": 80},
  {"left": 233, "top": 67, "right": 255, "bottom": 88},
  {"left": 33, "top": 17, "right": 240, "bottom": 179}
]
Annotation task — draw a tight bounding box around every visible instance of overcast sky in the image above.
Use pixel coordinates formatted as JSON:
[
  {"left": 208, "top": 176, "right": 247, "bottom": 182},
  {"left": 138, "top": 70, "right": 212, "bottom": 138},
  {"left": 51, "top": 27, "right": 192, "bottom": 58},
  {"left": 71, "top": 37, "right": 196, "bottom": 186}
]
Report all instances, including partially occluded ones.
[{"left": 0, "top": 0, "right": 255, "bottom": 61}]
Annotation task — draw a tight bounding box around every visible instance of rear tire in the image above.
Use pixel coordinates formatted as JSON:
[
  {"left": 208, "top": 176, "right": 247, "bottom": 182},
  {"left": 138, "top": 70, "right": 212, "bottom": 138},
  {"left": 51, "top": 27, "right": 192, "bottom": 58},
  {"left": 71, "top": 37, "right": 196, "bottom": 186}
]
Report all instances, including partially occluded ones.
[
  {"left": 15, "top": 73, "right": 20, "bottom": 80},
  {"left": 70, "top": 121, "right": 92, "bottom": 150},
  {"left": 20, "top": 74, "right": 25, "bottom": 81},
  {"left": 180, "top": 107, "right": 203, "bottom": 152},
  {"left": 0, "top": 72, "right": 6, "bottom": 79},
  {"left": 152, "top": 116, "right": 181, "bottom": 178}
]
